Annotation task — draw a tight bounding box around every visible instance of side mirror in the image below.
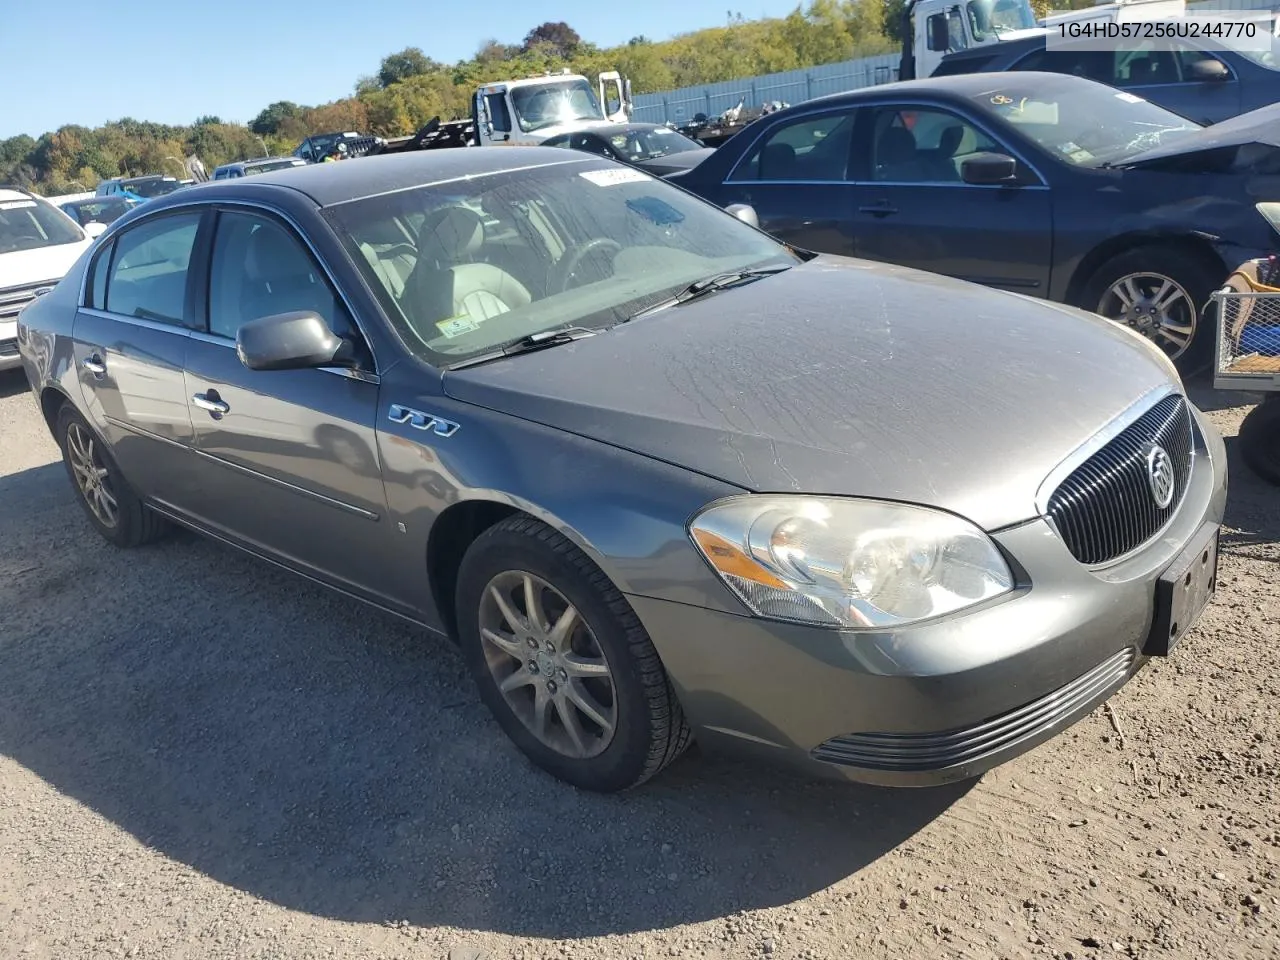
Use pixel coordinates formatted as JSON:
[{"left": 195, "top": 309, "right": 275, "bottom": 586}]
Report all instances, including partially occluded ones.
[
  {"left": 960, "top": 152, "right": 1019, "bottom": 185},
  {"left": 725, "top": 203, "right": 760, "bottom": 228},
  {"left": 235, "top": 311, "right": 356, "bottom": 371},
  {"left": 1188, "top": 58, "right": 1229, "bottom": 82},
  {"left": 83, "top": 221, "right": 107, "bottom": 239}
]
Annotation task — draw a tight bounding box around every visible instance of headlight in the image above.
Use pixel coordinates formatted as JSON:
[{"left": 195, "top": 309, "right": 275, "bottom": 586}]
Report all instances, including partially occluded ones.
[{"left": 689, "top": 496, "right": 1014, "bottom": 630}]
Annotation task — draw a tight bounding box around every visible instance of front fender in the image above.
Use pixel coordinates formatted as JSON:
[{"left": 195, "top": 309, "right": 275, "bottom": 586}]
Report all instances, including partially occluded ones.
[{"left": 373, "top": 389, "right": 751, "bottom": 629}]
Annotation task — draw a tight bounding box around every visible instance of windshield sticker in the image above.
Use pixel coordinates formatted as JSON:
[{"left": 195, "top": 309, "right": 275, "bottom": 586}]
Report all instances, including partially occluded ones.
[
  {"left": 1115, "top": 92, "right": 1145, "bottom": 104},
  {"left": 435, "top": 315, "right": 481, "bottom": 338},
  {"left": 579, "top": 168, "right": 650, "bottom": 186},
  {"left": 626, "top": 196, "right": 685, "bottom": 226},
  {"left": 0, "top": 200, "right": 37, "bottom": 210},
  {"left": 990, "top": 94, "right": 1014, "bottom": 105}
]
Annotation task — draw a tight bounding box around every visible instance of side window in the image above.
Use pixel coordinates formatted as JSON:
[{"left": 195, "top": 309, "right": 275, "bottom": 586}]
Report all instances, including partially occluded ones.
[
  {"left": 1114, "top": 44, "right": 1181, "bottom": 86},
  {"left": 485, "top": 93, "right": 511, "bottom": 133},
  {"left": 1012, "top": 47, "right": 1110, "bottom": 81},
  {"left": 870, "top": 107, "right": 1001, "bottom": 184},
  {"left": 103, "top": 213, "right": 201, "bottom": 326},
  {"left": 728, "top": 110, "right": 856, "bottom": 182},
  {"left": 86, "top": 239, "right": 114, "bottom": 309},
  {"left": 207, "top": 210, "right": 358, "bottom": 346},
  {"left": 1174, "top": 45, "right": 1230, "bottom": 80}
]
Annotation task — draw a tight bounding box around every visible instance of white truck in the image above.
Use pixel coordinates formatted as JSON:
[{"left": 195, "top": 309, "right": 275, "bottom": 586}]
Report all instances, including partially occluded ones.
[
  {"left": 471, "top": 69, "right": 633, "bottom": 146},
  {"left": 294, "top": 70, "right": 635, "bottom": 159},
  {"left": 898, "top": 0, "right": 1190, "bottom": 80}
]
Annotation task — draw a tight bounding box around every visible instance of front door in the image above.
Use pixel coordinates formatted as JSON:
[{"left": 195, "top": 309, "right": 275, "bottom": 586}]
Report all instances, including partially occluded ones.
[
  {"left": 179, "top": 207, "right": 395, "bottom": 604},
  {"left": 712, "top": 107, "right": 860, "bottom": 257},
  {"left": 71, "top": 209, "right": 205, "bottom": 500},
  {"left": 849, "top": 104, "right": 1053, "bottom": 295}
]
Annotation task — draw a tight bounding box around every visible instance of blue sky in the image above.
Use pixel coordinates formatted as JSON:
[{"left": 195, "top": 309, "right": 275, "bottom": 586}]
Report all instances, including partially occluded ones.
[{"left": 0, "top": 0, "right": 800, "bottom": 139}]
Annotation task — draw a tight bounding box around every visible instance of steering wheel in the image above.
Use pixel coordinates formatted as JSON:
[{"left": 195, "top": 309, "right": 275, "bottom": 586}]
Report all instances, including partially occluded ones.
[{"left": 555, "top": 238, "right": 623, "bottom": 292}]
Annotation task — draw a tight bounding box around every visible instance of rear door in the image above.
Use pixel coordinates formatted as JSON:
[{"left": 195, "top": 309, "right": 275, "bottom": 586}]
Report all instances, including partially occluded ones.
[
  {"left": 179, "top": 205, "right": 394, "bottom": 602},
  {"left": 72, "top": 209, "right": 207, "bottom": 501},
  {"left": 847, "top": 102, "right": 1053, "bottom": 295},
  {"left": 710, "top": 106, "right": 861, "bottom": 257}
]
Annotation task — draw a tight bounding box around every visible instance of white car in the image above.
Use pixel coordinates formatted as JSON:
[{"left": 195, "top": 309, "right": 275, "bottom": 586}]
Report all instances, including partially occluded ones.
[{"left": 0, "top": 187, "right": 100, "bottom": 372}]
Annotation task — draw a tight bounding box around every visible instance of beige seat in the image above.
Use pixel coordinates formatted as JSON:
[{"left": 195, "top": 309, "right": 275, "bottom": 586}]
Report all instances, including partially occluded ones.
[{"left": 402, "top": 206, "right": 532, "bottom": 339}]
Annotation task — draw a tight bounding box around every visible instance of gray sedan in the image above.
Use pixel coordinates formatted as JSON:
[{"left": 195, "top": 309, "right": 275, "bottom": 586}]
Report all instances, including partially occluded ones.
[{"left": 15, "top": 148, "right": 1227, "bottom": 792}]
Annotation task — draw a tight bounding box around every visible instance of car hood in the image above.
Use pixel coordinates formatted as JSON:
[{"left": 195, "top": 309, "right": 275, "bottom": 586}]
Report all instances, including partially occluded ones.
[
  {"left": 441, "top": 257, "right": 1178, "bottom": 531},
  {"left": 0, "top": 239, "right": 92, "bottom": 292},
  {"left": 638, "top": 147, "right": 718, "bottom": 177},
  {"left": 1120, "top": 101, "right": 1280, "bottom": 168}
]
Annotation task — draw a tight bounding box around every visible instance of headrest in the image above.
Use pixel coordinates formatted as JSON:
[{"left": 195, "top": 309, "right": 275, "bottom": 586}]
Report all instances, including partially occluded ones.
[
  {"left": 245, "top": 224, "right": 315, "bottom": 281},
  {"left": 417, "top": 206, "right": 485, "bottom": 264}
]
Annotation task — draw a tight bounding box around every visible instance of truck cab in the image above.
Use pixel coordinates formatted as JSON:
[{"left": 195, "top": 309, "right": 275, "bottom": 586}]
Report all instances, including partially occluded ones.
[
  {"left": 471, "top": 70, "right": 632, "bottom": 147},
  {"left": 900, "top": 0, "right": 1043, "bottom": 81},
  {"left": 901, "top": 0, "right": 1194, "bottom": 80}
]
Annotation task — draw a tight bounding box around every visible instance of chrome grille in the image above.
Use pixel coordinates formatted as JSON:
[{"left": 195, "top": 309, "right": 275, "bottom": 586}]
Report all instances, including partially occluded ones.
[
  {"left": 812, "top": 648, "right": 1135, "bottom": 772},
  {"left": 1046, "top": 394, "right": 1194, "bottom": 565},
  {"left": 0, "top": 281, "right": 55, "bottom": 323}
]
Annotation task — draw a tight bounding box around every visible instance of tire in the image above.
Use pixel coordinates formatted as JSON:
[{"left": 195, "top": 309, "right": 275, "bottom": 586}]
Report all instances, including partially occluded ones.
[
  {"left": 455, "top": 514, "right": 692, "bottom": 792},
  {"left": 1077, "top": 245, "right": 1221, "bottom": 377},
  {"left": 56, "top": 403, "right": 168, "bottom": 548},
  {"left": 1239, "top": 395, "right": 1280, "bottom": 487}
]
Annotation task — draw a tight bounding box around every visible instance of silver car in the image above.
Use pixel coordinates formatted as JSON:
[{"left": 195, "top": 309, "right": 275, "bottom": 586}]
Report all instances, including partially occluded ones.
[{"left": 15, "top": 148, "right": 1227, "bottom": 792}]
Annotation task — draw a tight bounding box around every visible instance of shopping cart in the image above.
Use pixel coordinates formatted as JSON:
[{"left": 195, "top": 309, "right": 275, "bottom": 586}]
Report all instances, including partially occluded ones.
[{"left": 1211, "top": 258, "right": 1280, "bottom": 485}]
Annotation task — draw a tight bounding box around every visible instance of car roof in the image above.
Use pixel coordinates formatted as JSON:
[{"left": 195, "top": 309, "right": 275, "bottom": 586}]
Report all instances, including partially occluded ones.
[
  {"left": 0, "top": 187, "right": 35, "bottom": 202},
  {"left": 798, "top": 70, "right": 1100, "bottom": 106},
  {"left": 179, "top": 146, "right": 598, "bottom": 207},
  {"left": 944, "top": 34, "right": 1044, "bottom": 61}
]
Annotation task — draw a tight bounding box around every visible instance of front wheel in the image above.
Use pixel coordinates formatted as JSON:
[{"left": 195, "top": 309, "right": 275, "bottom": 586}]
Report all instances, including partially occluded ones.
[
  {"left": 1079, "top": 247, "right": 1220, "bottom": 375},
  {"left": 455, "top": 515, "right": 691, "bottom": 792}
]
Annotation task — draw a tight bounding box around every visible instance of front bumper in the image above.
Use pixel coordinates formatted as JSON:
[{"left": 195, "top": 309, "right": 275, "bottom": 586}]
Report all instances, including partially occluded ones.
[
  {"left": 0, "top": 319, "right": 20, "bottom": 371},
  {"left": 630, "top": 405, "right": 1228, "bottom": 787}
]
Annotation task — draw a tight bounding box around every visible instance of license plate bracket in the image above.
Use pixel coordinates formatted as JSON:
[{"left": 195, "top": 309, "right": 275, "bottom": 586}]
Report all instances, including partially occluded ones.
[{"left": 1145, "top": 522, "right": 1220, "bottom": 657}]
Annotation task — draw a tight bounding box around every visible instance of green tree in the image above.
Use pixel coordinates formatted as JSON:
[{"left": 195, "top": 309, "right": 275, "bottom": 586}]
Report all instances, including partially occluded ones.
[
  {"left": 521, "top": 21, "right": 582, "bottom": 58},
  {"left": 250, "top": 101, "right": 305, "bottom": 136},
  {"left": 377, "top": 47, "right": 440, "bottom": 88}
]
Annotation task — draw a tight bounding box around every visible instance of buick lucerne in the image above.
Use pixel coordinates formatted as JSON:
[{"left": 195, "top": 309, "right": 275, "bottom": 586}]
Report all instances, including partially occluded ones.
[{"left": 17, "top": 149, "right": 1227, "bottom": 792}]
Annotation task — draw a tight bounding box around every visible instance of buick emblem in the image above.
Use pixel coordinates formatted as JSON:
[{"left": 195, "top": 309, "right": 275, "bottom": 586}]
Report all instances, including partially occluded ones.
[{"left": 1145, "top": 444, "right": 1175, "bottom": 509}]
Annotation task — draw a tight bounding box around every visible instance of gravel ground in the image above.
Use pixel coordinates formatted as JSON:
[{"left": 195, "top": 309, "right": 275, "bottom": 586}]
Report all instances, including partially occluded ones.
[{"left": 1, "top": 369, "right": 1277, "bottom": 960}]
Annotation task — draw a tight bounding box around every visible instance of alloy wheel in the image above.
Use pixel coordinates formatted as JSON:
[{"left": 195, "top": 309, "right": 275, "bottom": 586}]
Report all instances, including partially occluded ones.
[
  {"left": 477, "top": 570, "right": 618, "bottom": 759},
  {"left": 66, "top": 421, "right": 119, "bottom": 529},
  {"left": 1097, "top": 272, "right": 1197, "bottom": 360}
]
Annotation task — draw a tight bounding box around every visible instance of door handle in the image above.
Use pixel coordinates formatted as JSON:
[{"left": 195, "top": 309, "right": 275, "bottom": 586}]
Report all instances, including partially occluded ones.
[
  {"left": 81, "top": 354, "right": 106, "bottom": 376},
  {"left": 858, "top": 201, "right": 899, "bottom": 217},
  {"left": 192, "top": 391, "right": 230, "bottom": 416}
]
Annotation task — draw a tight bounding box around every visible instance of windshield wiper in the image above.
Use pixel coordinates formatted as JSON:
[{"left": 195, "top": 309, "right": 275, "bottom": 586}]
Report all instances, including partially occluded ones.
[
  {"left": 619, "top": 266, "right": 793, "bottom": 324},
  {"left": 446, "top": 327, "right": 599, "bottom": 370}
]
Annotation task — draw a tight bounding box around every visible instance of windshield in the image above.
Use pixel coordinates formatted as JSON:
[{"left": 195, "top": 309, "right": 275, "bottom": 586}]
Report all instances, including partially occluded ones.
[
  {"left": 969, "top": 76, "right": 1202, "bottom": 168},
  {"left": 967, "top": 0, "right": 1037, "bottom": 39},
  {"left": 325, "top": 159, "right": 798, "bottom": 368},
  {"left": 245, "top": 159, "right": 304, "bottom": 175},
  {"left": 511, "top": 79, "right": 604, "bottom": 133},
  {"left": 66, "top": 198, "right": 134, "bottom": 225},
  {"left": 0, "top": 195, "right": 84, "bottom": 254},
  {"left": 608, "top": 126, "right": 702, "bottom": 161},
  {"left": 127, "top": 178, "right": 182, "bottom": 198}
]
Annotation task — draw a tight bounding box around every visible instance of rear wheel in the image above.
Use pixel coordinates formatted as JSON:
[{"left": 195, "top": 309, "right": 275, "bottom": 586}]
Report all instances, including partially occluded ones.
[
  {"left": 1079, "top": 246, "right": 1220, "bottom": 375},
  {"left": 455, "top": 515, "right": 691, "bottom": 792},
  {"left": 56, "top": 404, "right": 167, "bottom": 547}
]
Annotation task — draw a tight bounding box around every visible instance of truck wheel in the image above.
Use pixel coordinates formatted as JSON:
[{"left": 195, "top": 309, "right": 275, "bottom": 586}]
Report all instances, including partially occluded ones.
[
  {"left": 1079, "top": 246, "right": 1220, "bottom": 376},
  {"left": 455, "top": 514, "right": 692, "bottom": 792},
  {"left": 1239, "top": 395, "right": 1280, "bottom": 486}
]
